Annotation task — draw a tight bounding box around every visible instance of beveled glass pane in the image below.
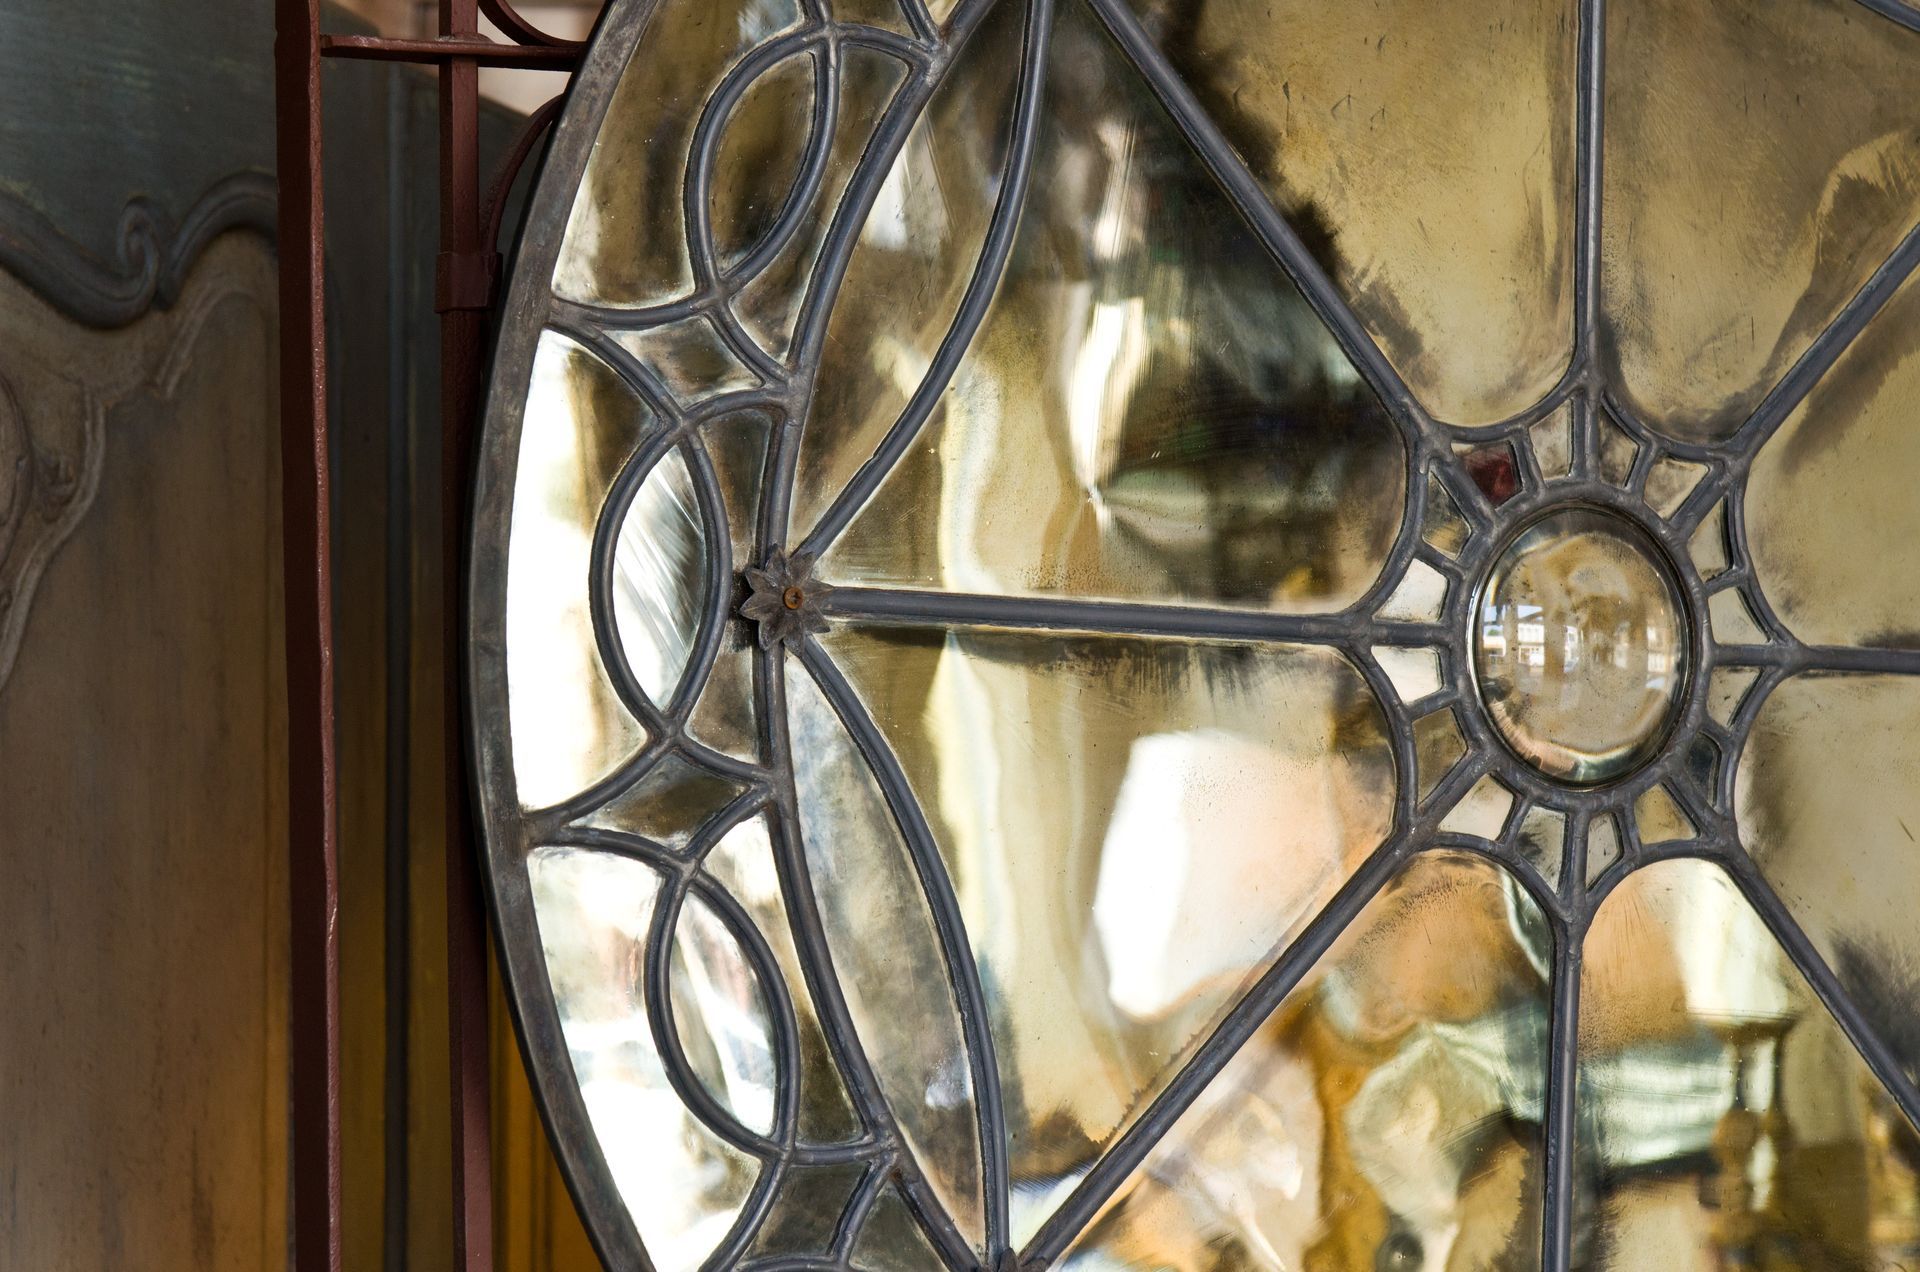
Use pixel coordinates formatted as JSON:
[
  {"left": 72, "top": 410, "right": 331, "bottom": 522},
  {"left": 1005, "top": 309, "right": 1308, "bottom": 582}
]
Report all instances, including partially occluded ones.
[
  {"left": 782, "top": 654, "right": 985, "bottom": 1247},
  {"left": 817, "top": 624, "right": 1394, "bottom": 1240},
  {"left": 476, "top": 0, "right": 1920, "bottom": 1263},
  {"left": 732, "top": 49, "right": 909, "bottom": 362},
  {"left": 700, "top": 815, "right": 860, "bottom": 1143},
  {"left": 1063, "top": 852, "right": 1550, "bottom": 1270},
  {"left": 529, "top": 847, "right": 760, "bottom": 1271},
  {"left": 709, "top": 50, "right": 817, "bottom": 270},
  {"left": 1748, "top": 273, "right": 1920, "bottom": 650},
  {"left": 508, "top": 331, "right": 651, "bottom": 808},
  {"left": 792, "top": 0, "right": 1019, "bottom": 539},
  {"left": 1602, "top": 0, "right": 1920, "bottom": 442},
  {"left": 611, "top": 445, "right": 708, "bottom": 706},
  {"left": 1577, "top": 858, "right": 1920, "bottom": 1267},
  {"left": 553, "top": 0, "right": 804, "bottom": 306},
  {"left": 1738, "top": 674, "right": 1920, "bottom": 1088},
  {"left": 817, "top": 0, "right": 1406, "bottom": 613},
  {"left": 1124, "top": 0, "right": 1578, "bottom": 427}
]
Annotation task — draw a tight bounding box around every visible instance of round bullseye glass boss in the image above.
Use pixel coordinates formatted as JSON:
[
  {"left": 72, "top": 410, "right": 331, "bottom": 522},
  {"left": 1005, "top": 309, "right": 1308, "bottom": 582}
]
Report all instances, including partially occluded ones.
[{"left": 1472, "top": 505, "right": 1690, "bottom": 786}]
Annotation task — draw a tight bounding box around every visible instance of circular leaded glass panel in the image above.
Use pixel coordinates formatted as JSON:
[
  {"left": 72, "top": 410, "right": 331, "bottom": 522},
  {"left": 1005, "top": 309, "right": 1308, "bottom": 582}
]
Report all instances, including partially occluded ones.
[{"left": 472, "top": 0, "right": 1920, "bottom": 1267}]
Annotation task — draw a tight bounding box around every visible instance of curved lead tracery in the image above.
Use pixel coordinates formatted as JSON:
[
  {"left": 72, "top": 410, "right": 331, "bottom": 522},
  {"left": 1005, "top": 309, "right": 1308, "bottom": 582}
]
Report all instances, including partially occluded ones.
[{"left": 473, "top": 0, "right": 1920, "bottom": 1268}]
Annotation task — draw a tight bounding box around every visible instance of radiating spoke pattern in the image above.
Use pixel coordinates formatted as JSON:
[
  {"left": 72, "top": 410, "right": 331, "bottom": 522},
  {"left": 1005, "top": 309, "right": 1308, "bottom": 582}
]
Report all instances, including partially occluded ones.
[{"left": 470, "top": 0, "right": 1920, "bottom": 1267}]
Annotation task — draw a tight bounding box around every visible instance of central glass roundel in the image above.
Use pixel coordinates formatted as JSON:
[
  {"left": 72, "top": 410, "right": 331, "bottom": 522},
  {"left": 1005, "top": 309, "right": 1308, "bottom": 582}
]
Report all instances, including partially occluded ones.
[{"left": 1473, "top": 505, "right": 1689, "bottom": 785}]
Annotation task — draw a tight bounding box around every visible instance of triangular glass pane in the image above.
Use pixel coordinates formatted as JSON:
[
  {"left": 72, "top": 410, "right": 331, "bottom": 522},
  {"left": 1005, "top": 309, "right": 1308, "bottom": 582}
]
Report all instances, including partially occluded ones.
[
  {"left": 1596, "top": 413, "right": 1640, "bottom": 487},
  {"left": 819, "top": 0, "right": 1406, "bottom": 614},
  {"left": 1738, "top": 673, "right": 1920, "bottom": 1089},
  {"left": 1372, "top": 644, "right": 1444, "bottom": 706},
  {"left": 1530, "top": 402, "right": 1574, "bottom": 480},
  {"left": 1378, "top": 558, "right": 1449, "bottom": 622},
  {"left": 1063, "top": 852, "right": 1549, "bottom": 1267},
  {"left": 1578, "top": 859, "right": 1920, "bottom": 1259},
  {"left": 1586, "top": 814, "right": 1622, "bottom": 887},
  {"left": 1439, "top": 773, "right": 1514, "bottom": 840},
  {"left": 1633, "top": 783, "right": 1697, "bottom": 847},
  {"left": 816, "top": 622, "right": 1394, "bottom": 1241},
  {"left": 1602, "top": 0, "right": 1920, "bottom": 443},
  {"left": 1118, "top": 0, "right": 1577, "bottom": 426}
]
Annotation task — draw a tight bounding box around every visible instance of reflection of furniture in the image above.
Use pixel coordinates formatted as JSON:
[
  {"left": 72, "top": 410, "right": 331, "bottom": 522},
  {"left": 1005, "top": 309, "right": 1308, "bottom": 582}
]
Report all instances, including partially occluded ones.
[{"left": 1703, "top": 1023, "right": 1794, "bottom": 1261}]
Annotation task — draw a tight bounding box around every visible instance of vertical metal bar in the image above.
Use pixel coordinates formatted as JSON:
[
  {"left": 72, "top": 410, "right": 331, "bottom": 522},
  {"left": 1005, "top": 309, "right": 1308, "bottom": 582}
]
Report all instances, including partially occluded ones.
[
  {"left": 439, "top": 1, "right": 496, "bottom": 1268},
  {"left": 381, "top": 59, "right": 415, "bottom": 1272},
  {"left": 274, "top": 0, "right": 342, "bottom": 1267}
]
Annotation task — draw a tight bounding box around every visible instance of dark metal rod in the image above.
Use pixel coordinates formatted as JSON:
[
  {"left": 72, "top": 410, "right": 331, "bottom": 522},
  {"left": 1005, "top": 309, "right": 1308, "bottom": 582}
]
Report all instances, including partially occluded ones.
[
  {"left": 381, "top": 53, "right": 415, "bottom": 1272},
  {"left": 821, "top": 583, "right": 1448, "bottom": 647},
  {"left": 274, "top": 0, "right": 342, "bottom": 1266},
  {"left": 438, "top": 0, "right": 496, "bottom": 1266},
  {"left": 321, "top": 33, "right": 582, "bottom": 69},
  {"left": 1713, "top": 642, "right": 1920, "bottom": 675}
]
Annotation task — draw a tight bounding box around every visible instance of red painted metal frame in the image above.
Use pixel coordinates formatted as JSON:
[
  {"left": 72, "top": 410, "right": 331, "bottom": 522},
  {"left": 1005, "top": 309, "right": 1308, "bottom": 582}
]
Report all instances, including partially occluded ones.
[{"left": 273, "top": 0, "right": 580, "bottom": 1267}]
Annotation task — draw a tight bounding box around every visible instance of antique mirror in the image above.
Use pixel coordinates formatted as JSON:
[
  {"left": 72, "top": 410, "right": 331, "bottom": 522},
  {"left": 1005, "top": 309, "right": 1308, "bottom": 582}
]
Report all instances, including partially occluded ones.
[{"left": 470, "top": 0, "right": 1920, "bottom": 1266}]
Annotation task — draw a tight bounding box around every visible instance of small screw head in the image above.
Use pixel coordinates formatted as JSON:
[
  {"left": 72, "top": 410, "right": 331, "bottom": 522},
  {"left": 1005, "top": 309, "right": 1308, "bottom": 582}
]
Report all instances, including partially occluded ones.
[{"left": 782, "top": 585, "right": 805, "bottom": 611}]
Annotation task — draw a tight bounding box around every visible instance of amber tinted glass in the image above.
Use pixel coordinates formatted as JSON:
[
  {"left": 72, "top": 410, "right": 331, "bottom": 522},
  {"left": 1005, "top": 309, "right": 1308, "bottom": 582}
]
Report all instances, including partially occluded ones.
[{"left": 474, "top": 0, "right": 1920, "bottom": 1266}]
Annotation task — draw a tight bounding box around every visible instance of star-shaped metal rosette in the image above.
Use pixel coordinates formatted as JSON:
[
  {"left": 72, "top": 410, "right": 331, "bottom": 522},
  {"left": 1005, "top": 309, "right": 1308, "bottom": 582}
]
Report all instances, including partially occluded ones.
[{"left": 739, "top": 546, "right": 833, "bottom": 649}]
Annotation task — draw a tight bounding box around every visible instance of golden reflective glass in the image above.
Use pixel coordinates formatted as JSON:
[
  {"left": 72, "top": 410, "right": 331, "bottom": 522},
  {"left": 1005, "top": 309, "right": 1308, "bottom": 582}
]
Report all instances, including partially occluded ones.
[
  {"left": 1125, "top": 0, "right": 1578, "bottom": 427},
  {"left": 1577, "top": 859, "right": 1920, "bottom": 1268},
  {"left": 817, "top": 0, "right": 1405, "bottom": 613},
  {"left": 818, "top": 623, "right": 1393, "bottom": 1240},
  {"left": 1749, "top": 273, "right": 1920, "bottom": 650},
  {"left": 1474, "top": 507, "right": 1688, "bottom": 785},
  {"left": 1065, "top": 852, "right": 1550, "bottom": 1270},
  {"left": 507, "top": 332, "right": 650, "bottom": 808},
  {"left": 1738, "top": 675, "right": 1920, "bottom": 1089},
  {"left": 1602, "top": 0, "right": 1920, "bottom": 442}
]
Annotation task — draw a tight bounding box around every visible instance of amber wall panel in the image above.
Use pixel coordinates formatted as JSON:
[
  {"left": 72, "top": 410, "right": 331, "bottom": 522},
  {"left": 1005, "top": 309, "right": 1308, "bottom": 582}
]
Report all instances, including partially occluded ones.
[{"left": 0, "top": 237, "right": 288, "bottom": 1271}]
